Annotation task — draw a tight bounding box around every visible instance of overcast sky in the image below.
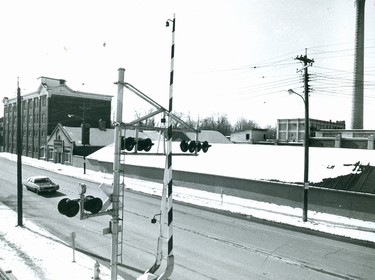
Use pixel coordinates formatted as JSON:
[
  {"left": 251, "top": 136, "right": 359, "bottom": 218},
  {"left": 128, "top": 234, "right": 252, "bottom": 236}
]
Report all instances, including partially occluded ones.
[{"left": 1, "top": 0, "right": 375, "bottom": 128}]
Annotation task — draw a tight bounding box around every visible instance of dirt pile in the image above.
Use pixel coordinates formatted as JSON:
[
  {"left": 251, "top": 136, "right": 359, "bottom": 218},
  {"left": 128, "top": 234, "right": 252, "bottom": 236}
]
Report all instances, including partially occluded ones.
[{"left": 313, "top": 162, "right": 375, "bottom": 194}]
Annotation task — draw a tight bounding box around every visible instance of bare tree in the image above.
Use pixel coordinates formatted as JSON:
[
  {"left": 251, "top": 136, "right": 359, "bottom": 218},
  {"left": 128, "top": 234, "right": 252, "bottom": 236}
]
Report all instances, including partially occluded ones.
[
  {"left": 199, "top": 114, "right": 232, "bottom": 136},
  {"left": 233, "top": 117, "right": 259, "bottom": 132}
]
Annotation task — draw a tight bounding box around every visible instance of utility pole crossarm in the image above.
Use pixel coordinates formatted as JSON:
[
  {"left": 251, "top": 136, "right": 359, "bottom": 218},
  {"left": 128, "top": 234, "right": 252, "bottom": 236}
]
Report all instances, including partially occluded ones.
[{"left": 295, "top": 55, "right": 314, "bottom": 65}]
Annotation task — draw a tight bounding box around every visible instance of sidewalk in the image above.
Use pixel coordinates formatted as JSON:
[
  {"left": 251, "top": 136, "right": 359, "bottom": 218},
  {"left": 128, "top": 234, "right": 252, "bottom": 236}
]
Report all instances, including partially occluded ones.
[{"left": 0, "top": 202, "right": 117, "bottom": 280}]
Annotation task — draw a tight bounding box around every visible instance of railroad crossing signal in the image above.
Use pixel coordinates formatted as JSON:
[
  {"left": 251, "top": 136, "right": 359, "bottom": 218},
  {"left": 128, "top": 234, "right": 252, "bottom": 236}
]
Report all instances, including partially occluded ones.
[
  {"left": 57, "top": 196, "right": 103, "bottom": 218},
  {"left": 137, "top": 138, "right": 154, "bottom": 151},
  {"left": 83, "top": 195, "right": 103, "bottom": 214},
  {"left": 121, "top": 137, "right": 154, "bottom": 152},
  {"left": 180, "top": 140, "right": 211, "bottom": 153},
  {"left": 58, "top": 198, "right": 79, "bottom": 217}
]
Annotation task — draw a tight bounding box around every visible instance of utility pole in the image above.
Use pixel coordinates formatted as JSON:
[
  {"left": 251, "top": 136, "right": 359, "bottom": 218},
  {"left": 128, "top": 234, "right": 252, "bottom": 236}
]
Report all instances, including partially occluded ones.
[
  {"left": 80, "top": 103, "right": 90, "bottom": 175},
  {"left": 17, "top": 78, "right": 23, "bottom": 227},
  {"left": 295, "top": 49, "right": 314, "bottom": 222}
]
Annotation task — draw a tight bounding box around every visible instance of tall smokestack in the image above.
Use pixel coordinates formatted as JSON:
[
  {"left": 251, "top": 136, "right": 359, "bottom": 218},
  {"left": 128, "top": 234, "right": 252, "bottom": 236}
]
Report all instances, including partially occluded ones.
[{"left": 351, "top": 0, "right": 366, "bottom": 129}]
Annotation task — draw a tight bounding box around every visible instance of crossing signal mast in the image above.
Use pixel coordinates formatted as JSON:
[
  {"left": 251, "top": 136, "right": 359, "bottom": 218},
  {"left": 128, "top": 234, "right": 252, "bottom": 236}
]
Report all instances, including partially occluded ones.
[
  {"left": 56, "top": 14, "right": 211, "bottom": 280},
  {"left": 57, "top": 183, "right": 106, "bottom": 219}
]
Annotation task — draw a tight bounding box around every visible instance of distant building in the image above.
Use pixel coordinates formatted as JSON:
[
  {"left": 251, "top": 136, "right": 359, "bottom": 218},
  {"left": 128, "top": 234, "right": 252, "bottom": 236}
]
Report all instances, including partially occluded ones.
[
  {"left": 277, "top": 118, "right": 345, "bottom": 143},
  {"left": 3, "top": 77, "right": 112, "bottom": 159},
  {"left": 314, "top": 129, "right": 375, "bottom": 150},
  {"left": 230, "top": 129, "right": 268, "bottom": 144},
  {"left": 46, "top": 124, "right": 114, "bottom": 164},
  {"left": 276, "top": 118, "right": 375, "bottom": 149}
]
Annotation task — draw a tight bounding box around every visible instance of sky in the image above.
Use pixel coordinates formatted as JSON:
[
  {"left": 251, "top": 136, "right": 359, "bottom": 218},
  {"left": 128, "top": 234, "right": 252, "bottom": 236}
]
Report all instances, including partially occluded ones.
[
  {"left": 0, "top": 151, "right": 375, "bottom": 279},
  {"left": 1, "top": 0, "right": 375, "bottom": 128}
]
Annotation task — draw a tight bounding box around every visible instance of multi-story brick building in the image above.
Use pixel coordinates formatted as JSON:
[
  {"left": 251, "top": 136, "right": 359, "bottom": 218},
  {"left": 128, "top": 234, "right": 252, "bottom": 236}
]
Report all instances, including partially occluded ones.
[
  {"left": 276, "top": 118, "right": 346, "bottom": 143},
  {"left": 3, "top": 76, "right": 112, "bottom": 159}
]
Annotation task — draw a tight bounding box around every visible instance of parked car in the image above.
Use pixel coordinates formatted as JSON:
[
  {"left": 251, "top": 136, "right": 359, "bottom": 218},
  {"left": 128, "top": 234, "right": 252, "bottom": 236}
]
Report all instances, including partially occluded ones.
[{"left": 23, "top": 176, "right": 59, "bottom": 194}]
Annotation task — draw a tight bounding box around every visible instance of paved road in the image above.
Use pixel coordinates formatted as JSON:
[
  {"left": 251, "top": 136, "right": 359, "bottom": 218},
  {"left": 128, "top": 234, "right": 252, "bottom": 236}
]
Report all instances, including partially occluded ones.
[{"left": 0, "top": 157, "right": 374, "bottom": 279}]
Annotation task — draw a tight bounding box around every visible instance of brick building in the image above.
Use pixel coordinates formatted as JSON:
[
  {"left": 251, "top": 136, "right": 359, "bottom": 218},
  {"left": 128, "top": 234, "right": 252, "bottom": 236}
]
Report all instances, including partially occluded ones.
[
  {"left": 2, "top": 77, "right": 112, "bottom": 159},
  {"left": 276, "top": 118, "right": 346, "bottom": 143}
]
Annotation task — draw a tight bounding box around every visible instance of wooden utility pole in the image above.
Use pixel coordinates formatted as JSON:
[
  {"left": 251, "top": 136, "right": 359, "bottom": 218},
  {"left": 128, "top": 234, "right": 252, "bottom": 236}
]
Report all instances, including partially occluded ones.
[
  {"left": 17, "top": 78, "right": 23, "bottom": 227},
  {"left": 295, "top": 49, "right": 314, "bottom": 222}
]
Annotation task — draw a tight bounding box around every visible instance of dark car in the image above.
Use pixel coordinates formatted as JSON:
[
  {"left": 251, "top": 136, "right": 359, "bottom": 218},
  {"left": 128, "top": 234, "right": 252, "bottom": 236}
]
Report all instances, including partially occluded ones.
[{"left": 23, "top": 176, "right": 60, "bottom": 194}]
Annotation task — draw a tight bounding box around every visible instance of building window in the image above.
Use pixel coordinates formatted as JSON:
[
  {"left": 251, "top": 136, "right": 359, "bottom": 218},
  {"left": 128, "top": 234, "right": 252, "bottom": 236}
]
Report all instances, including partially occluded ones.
[
  {"left": 63, "top": 152, "right": 71, "bottom": 163},
  {"left": 246, "top": 134, "right": 250, "bottom": 140},
  {"left": 42, "top": 113, "right": 46, "bottom": 123},
  {"left": 48, "top": 148, "right": 53, "bottom": 160},
  {"left": 40, "top": 147, "right": 45, "bottom": 159}
]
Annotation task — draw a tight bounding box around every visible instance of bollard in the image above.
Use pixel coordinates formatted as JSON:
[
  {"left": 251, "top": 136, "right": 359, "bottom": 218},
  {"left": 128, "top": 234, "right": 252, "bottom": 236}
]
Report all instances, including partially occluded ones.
[
  {"left": 94, "top": 261, "right": 101, "bottom": 280},
  {"left": 71, "top": 232, "right": 76, "bottom": 262}
]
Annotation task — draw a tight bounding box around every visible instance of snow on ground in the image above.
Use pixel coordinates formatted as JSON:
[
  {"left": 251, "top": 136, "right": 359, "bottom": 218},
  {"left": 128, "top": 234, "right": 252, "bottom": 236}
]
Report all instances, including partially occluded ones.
[
  {"left": 87, "top": 143, "right": 375, "bottom": 183},
  {"left": 0, "top": 148, "right": 375, "bottom": 279},
  {"left": 0, "top": 203, "right": 116, "bottom": 280}
]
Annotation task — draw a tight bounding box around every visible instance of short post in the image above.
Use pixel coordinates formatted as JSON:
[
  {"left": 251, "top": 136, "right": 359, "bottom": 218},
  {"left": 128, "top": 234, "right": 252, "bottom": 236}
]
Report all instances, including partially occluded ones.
[
  {"left": 220, "top": 188, "right": 224, "bottom": 205},
  {"left": 94, "top": 261, "right": 101, "bottom": 279},
  {"left": 71, "top": 232, "right": 76, "bottom": 262}
]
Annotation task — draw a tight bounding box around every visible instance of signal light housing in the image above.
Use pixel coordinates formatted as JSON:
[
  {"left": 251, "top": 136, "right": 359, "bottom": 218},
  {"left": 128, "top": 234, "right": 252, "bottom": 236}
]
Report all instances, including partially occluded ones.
[
  {"left": 121, "top": 137, "right": 154, "bottom": 152},
  {"left": 83, "top": 195, "right": 103, "bottom": 214},
  {"left": 137, "top": 138, "right": 154, "bottom": 152},
  {"left": 180, "top": 140, "right": 211, "bottom": 153},
  {"left": 201, "top": 141, "right": 211, "bottom": 153},
  {"left": 180, "top": 140, "right": 189, "bottom": 152},
  {"left": 121, "top": 137, "right": 136, "bottom": 151},
  {"left": 58, "top": 198, "right": 80, "bottom": 218},
  {"left": 57, "top": 196, "right": 103, "bottom": 217}
]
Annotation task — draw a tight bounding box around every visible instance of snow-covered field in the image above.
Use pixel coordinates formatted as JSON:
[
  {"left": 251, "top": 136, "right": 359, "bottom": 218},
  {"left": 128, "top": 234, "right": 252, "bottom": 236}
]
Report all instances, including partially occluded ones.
[
  {"left": 88, "top": 143, "right": 375, "bottom": 183},
  {"left": 1, "top": 145, "right": 375, "bottom": 279}
]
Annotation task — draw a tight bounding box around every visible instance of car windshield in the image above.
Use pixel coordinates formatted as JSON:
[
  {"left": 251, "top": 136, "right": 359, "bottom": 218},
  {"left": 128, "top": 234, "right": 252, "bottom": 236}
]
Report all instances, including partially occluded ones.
[{"left": 34, "top": 178, "right": 51, "bottom": 183}]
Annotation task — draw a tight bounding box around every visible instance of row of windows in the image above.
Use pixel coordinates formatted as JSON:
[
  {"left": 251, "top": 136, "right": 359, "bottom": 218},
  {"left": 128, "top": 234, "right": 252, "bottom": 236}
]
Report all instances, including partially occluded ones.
[
  {"left": 4, "top": 113, "right": 47, "bottom": 124},
  {"left": 4, "top": 131, "right": 46, "bottom": 141},
  {"left": 4, "top": 96, "right": 47, "bottom": 113},
  {"left": 278, "top": 123, "right": 343, "bottom": 131}
]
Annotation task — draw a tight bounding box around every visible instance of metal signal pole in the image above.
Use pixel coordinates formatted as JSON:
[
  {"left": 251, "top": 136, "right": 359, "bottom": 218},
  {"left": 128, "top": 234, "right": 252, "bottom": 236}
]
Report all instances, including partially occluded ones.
[
  {"left": 111, "top": 68, "right": 125, "bottom": 280},
  {"left": 156, "top": 13, "right": 176, "bottom": 280}
]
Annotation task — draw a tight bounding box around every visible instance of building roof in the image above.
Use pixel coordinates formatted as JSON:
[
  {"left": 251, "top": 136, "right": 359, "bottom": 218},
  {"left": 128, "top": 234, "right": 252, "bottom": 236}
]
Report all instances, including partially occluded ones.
[
  {"left": 277, "top": 118, "right": 345, "bottom": 125},
  {"left": 231, "top": 128, "right": 268, "bottom": 135},
  {"left": 185, "top": 130, "right": 231, "bottom": 144},
  {"left": 3, "top": 76, "right": 112, "bottom": 104},
  {"left": 58, "top": 126, "right": 162, "bottom": 146},
  {"left": 63, "top": 126, "right": 115, "bottom": 146}
]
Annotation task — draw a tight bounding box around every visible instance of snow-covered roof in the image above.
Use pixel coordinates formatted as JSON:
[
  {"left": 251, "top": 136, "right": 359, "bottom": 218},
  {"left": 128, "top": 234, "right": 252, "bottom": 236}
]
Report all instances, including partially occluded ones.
[
  {"left": 63, "top": 126, "right": 115, "bottom": 146},
  {"left": 185, "top": 130, "right": 231, "bottom": 143}
]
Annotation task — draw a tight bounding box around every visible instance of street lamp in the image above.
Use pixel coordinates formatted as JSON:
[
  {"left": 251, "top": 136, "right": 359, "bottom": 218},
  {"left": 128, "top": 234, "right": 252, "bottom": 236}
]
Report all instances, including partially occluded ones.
[
  {"left": 288, "top": 88, "right": 309, "bottom": 222},
  {"left": 68, "top": 114, "right": 88, "bottom": 174}
]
